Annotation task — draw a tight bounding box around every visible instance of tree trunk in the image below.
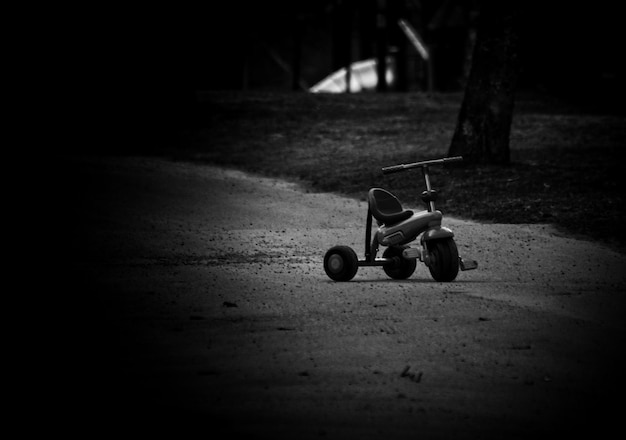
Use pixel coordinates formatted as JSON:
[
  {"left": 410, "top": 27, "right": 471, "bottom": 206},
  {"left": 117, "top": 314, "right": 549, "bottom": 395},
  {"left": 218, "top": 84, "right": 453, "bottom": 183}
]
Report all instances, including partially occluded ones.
[
  {"left": 291, "top": 17, "right": 303, "bottom": 91},
  {"left": 375, "top": 0, "right": 388, "bottom": 92},
  {"left": 332, "top": 0, "right": 354, "bottom": 93},
  {"left": 388, "top": 0, "right": 407, "bottom": 91},
  {"left": 448, "top": 1, "right": 520, "bottom": 164}
]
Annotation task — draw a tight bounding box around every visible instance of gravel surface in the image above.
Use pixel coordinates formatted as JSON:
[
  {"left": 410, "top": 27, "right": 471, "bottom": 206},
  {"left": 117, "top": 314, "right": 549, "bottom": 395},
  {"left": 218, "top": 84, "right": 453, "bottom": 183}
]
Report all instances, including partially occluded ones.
[{"left": 51, "top": 156, "right": 626, "bottom": 438}]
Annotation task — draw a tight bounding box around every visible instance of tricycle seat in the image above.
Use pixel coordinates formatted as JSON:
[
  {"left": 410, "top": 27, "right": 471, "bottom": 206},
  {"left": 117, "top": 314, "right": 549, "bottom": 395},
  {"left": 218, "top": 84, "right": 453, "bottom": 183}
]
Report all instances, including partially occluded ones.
[{"left": 368, "top": 188, "right": 413, "bottom": 225}]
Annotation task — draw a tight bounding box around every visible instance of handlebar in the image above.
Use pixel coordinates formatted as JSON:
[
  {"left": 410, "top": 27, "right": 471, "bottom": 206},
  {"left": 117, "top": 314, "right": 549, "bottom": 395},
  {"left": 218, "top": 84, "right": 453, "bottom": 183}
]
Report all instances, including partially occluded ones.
[{"left": 381, "top": 156, "right": 463, "bottom": 174}]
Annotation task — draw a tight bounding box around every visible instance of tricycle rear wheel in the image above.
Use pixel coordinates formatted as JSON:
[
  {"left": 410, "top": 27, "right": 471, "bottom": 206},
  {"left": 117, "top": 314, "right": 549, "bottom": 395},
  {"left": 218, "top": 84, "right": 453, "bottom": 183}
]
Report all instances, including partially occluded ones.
[
  {"left": 324, "top": 246, "right": 359, "bottom": 281},
  {"left": 383, "top": 245, "right": 417, "bottom": 280}
]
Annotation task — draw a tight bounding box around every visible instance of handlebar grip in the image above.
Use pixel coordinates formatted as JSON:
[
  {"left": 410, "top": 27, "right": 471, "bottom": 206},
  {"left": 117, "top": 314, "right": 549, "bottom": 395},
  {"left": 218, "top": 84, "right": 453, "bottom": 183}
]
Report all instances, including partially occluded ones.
[
  {"left": 382, "top": 156, "right": 463, "bottom": 174},
  {"left": 381, "top": 164, "right": 407, "bottom": 175}
]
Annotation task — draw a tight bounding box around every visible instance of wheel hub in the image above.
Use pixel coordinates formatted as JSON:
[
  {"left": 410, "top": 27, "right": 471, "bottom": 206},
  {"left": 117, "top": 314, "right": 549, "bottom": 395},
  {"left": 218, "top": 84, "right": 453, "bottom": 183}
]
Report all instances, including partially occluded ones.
[{"left": 328, "top": 254, "right": 344, "bottom": 272}]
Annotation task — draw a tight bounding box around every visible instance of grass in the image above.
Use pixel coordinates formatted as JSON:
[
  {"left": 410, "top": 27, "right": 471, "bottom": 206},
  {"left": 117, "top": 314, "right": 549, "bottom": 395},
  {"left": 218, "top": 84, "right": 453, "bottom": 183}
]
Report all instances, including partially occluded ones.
[{"left": 167, "top": 91, "right": 626, "bottom": 252}]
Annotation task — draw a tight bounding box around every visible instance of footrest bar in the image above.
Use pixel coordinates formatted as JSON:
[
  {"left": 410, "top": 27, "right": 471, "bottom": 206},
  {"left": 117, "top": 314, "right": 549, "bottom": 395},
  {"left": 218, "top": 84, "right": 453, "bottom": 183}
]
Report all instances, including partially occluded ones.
[{"left": 459, "top": 257, "right": 478, "bottom": 271}]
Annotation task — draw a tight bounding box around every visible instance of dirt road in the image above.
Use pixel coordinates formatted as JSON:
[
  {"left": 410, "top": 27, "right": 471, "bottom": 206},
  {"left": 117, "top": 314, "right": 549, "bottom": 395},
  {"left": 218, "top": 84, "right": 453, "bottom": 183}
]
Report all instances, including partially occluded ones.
[{"left": 52, "top": 156, "right": 625, "bottom": 438}]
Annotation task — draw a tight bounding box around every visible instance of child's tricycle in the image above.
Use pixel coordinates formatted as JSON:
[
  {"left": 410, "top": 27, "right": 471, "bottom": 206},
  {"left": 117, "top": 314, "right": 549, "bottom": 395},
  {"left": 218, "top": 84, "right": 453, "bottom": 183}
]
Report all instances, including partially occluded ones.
[{"left": 323, "top": 156, "right": 477, "bottom": 282}]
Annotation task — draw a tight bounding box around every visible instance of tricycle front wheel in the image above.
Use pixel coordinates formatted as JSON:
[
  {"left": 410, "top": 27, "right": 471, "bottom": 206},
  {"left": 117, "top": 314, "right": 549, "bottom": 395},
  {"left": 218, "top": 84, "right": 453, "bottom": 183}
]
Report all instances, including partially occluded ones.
[{"left": 427, "top": 238, "right": 459, "bottom": 282}]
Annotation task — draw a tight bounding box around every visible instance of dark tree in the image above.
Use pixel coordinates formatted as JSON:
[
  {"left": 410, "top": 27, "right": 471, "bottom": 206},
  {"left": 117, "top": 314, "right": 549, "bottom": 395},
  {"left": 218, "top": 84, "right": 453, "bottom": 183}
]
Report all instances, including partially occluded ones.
[
  {"left": 332, "top": 0, "right": 354, "bottom": 92},
  {"left": 448, "top": 1, "right": 520, "bottom": 164},
  {"left": 375, "top": 0, "right": 388, "bottom": 92}
]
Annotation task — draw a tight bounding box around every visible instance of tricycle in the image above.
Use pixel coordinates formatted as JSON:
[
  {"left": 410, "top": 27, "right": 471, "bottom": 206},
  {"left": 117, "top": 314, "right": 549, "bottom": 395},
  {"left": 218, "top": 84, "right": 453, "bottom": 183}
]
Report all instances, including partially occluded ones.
[{"left": 323, "top": 156, "right": 477, "bottom": 282}]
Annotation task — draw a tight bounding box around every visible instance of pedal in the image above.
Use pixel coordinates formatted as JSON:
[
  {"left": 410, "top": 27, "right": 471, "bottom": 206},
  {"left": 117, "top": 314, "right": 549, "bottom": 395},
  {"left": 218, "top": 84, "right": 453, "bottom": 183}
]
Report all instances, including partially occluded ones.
[
  {"left": 402, "top": 248, "right": 420, "bottom": 260},
  {"left": 459, "top": 257, "right": 478, "bottom": 271}
]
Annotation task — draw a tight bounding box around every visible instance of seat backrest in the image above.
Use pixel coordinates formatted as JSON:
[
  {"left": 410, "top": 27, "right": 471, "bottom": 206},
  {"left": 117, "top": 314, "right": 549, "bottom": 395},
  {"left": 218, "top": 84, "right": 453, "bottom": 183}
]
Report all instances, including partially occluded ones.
[
  {"left": 369, "top": 188, "right": 403, "bottom": 215},
  {"left": 368, "top": 188, "right": 413, "bottom": 225}
]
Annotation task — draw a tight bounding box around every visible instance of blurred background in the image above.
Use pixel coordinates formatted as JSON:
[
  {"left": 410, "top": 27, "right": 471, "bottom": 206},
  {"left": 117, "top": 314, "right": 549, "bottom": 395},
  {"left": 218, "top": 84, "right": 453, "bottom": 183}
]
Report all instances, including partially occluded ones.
[
  {"left": 105, "top": 1, "right": 623, "bottom": 96},
  {"left": 91, "top": 1, "right": 623, "bottom": 100},
  {"left": 60, "top": 0, "right": 624, "bottom": 141}
]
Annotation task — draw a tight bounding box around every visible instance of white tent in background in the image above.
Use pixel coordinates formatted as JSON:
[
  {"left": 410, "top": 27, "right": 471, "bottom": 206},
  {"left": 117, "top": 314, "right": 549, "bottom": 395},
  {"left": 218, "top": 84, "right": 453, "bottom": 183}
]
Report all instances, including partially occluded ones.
[
  {"left": 309, "top": 57, "right": 395, "bottom": 93},
  {"left": 309, "top": 19, "right": 431, "bottom": 93}
]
